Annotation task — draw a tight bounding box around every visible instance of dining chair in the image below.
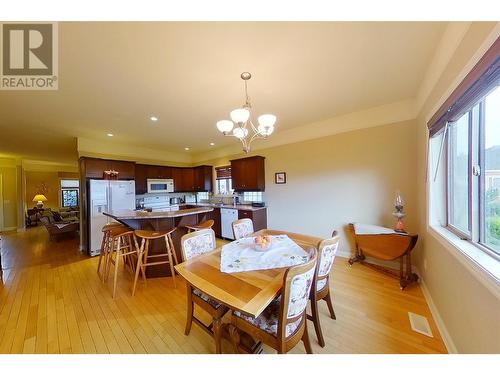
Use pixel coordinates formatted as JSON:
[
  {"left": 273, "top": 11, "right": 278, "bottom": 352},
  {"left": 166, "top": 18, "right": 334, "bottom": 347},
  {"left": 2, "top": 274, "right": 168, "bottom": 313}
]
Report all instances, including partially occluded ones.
[
  {"left": 232, "top": 218, "right": 254, "bottom": 240},
  {"left": 307, "top": 230, "right": 340, "bottom": 347},
  {"left": 180, "top": 228, "right": 229, "bottom": 354},
  {"left": 230, "top": 248, "right": 318, "bottom": 354}
]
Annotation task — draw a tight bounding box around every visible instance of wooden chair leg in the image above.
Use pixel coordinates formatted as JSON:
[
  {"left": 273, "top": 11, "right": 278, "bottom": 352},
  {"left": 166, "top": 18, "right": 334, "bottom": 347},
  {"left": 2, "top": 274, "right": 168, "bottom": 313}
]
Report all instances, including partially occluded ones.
[
  {"left": 168, "top": 234, "right": 179, "bottom": 265},
  {"left": 324, "top": 289, "right": 336, "bottom": 320},
  {"left": 105, "top": 237, "right": 115, "bottom": 282},
  {"left": 213, "top": 318, "right": 222, "bottom": 354},
  {"left": 302, "top": 320, "right": 313, "bottom": 354},
  {"left": 112, "top": 237, "right": 122, "bottom": 299},
  {"left": 132, "top": 239, "right": 145, "bottom": 296},
  {"left": 184, "top": 284, "right": 194, "bottom": 335},
  {"left": 310, "top": 296, "right": 325, "bottom": 347},
  {"left": 97, "top": 232, "right": 107, "bottom": 278},
  {"left": 165, "top": 236, "right": 176, "bottom": 288}
]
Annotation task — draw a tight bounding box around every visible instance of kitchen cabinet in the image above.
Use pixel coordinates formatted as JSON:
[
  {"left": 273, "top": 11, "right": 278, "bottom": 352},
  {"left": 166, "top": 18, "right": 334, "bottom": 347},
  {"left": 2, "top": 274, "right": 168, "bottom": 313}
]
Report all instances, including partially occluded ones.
[
  {"left": 135, "top": 164, "right": 173, "bottom": 194},
  {"left": 231, "top": 156, "right": 265, "bottom": 191},
  {"left": 81, "top": 157, "right": 135, "bottom": 180},
  {"left": 238, "top": 208, "right": 267, "bottom": 232},
  {"left": 193, "top": 165, "right": 213, "bottom": 192}
]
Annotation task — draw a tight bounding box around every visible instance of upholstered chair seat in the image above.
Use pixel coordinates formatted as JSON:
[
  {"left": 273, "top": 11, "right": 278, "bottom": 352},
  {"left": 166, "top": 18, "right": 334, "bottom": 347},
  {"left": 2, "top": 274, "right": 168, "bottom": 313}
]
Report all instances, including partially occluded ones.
[{"left": 233, "top": 297, "right": 302, "bottom": 338}]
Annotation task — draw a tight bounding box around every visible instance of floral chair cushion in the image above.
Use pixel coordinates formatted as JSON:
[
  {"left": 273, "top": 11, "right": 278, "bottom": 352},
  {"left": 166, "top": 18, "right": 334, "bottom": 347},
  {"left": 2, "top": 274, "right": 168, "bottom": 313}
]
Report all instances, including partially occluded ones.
[
  {"left": 316, "top": 278, "right": 328, "bottom": 291},
  {"left": 233, "top": 220, "right": 254, "bottom": 240},
  {"left": 318, "top": 242, "right": 339, "bottom": 277},
  {"left": 233, "top": 297, "right": 302, "bottom": 338},
  {"left": 192, "top": 288, "right": 222, "bottom": 309},
  {"left": 286, "top": 266, "right": 315, "bottom": 319},
  {"left": 182, "top": 232, "right": 215, "bottom": 260}
]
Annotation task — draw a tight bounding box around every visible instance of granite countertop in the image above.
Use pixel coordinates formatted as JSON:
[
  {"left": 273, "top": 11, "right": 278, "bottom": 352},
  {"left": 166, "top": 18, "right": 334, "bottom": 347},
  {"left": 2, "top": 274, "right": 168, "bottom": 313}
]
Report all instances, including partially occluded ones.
[
  {"left": 183, "top": 203, "right": 267, "bottom": 211},
  {"left": 104, "top": 206, "right": 213, "bottom": 220}
]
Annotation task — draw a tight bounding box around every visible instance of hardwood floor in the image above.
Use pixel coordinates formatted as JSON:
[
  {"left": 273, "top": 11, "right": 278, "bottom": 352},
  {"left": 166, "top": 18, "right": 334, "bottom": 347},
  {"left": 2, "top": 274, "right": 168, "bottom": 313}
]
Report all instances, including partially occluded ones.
[{"left": 0, "top": 227, "right": 447, "bottom": 354}]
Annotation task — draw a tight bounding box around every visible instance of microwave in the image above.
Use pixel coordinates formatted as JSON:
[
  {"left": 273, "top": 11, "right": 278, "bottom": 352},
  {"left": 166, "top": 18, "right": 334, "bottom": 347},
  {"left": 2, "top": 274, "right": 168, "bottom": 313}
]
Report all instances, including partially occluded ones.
[{"left": 147, "top": 179, "right": 174, "bottom": 193}]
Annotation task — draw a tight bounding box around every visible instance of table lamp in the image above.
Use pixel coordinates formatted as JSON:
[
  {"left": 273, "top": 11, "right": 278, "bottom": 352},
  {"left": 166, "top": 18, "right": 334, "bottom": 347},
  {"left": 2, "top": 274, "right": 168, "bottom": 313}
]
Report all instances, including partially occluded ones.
[{"left": 33, "top": 194, "right": 47, "bottom": 209}]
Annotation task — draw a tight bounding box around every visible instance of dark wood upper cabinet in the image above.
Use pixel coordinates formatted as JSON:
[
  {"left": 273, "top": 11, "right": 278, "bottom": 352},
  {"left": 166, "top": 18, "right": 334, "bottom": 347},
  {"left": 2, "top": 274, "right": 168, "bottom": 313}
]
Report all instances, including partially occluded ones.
[
  {"left": 81, "top": 157, "right": 135, "bottom": 180},
  {"left": 81, "top": 158, "right": 213, "bottom": 193},
  {"left": 231, "top": 156, "right": 265, "bottom": 191},
  {"left": 193, "top": 165, "right": 213, "bottom": 192}
]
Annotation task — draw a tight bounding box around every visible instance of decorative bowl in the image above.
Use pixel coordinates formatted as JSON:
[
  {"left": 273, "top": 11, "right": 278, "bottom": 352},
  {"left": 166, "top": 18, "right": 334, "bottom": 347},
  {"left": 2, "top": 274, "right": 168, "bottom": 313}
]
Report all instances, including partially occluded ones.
[{"left": 253, "top": 235, "right": 272, "bottom": 251}]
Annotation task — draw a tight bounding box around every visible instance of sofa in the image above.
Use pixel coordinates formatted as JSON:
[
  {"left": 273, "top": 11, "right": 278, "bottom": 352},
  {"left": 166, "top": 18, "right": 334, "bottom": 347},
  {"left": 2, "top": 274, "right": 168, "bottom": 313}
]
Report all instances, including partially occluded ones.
[{"left": 40, "top": 215, "right": 80, "bottom": 241}]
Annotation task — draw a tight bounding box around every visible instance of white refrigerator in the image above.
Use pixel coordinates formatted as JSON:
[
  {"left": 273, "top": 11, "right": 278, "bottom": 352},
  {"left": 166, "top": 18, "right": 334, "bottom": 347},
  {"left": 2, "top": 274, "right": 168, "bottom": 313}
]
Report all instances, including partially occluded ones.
[{"left": 89, "top": 179, "right": 135, "bottom": 256}]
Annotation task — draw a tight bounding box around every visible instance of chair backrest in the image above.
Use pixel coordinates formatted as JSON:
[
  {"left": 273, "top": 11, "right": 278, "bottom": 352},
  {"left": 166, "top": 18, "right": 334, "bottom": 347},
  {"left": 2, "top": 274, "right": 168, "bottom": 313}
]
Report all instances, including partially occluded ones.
[
  {"left": 317, "top": 234, "right": 340, "bottom": 278},
  {"left": 232, "top": 218, "right": 254, "bottom": 240},
  {"left": 278, "top": 248, "right": 317, "bottom": 339},
  {"left": 180, "top": 228, "right": 216, "bottom": 261}
]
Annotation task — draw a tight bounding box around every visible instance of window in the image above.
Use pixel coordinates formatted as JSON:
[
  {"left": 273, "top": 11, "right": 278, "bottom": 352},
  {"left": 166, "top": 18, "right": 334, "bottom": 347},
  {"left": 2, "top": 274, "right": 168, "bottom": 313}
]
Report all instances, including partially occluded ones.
[
  {"left": 215, "top": 166, "right": 232, "bottom": 194},
  {"left": 435, "top": 86, "right": 500, "bottom": 256},
  {"left": 197, "top": 192, "right": 209, "bottom": 201},
  {"left": 428, "top": 39, "right": 499, "bottom": 259},
  {"left": 483, "top": 87, "right": 500, "bottom": 253},
  {"left": 243, "top": 191, "right": 263, "bottom": 202},
  {"left": 60, "top": 179, "right": 79, "bottom": 208}
]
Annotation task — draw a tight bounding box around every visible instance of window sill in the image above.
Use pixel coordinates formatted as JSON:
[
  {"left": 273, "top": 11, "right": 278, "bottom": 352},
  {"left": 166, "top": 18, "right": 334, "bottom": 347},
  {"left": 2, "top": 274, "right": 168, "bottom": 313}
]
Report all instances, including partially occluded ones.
[{"left": 428, "top": 224, "right": 500, "bottom": 298}]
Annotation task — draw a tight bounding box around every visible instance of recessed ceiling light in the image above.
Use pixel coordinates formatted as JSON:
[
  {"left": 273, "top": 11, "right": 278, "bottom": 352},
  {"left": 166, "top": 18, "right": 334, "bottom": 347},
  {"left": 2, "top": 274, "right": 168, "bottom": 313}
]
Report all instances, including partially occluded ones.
[
  {"left": 107, "top": 133, "right": 114, "bottom": 137},
  {"left": 150, "top": 116, "right": 158, "bottom": 122},
  {"left": 209, "top": 142, "right": 215, "bottom": 146},
  {"left": 184, "top": 147, "right": 190, "bottom": 151}
]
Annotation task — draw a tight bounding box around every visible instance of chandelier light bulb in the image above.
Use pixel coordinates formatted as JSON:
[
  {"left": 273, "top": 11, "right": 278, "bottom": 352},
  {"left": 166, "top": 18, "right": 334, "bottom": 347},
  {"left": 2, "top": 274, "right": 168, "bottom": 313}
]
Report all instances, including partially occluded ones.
[
  {"left": 257, "top": 114, "right": 276, "bottom": 128},
  {"left": 233, "top": 127, "right": 248, "bottom": 139},
  {"left": 216, "top": 120, "right": 234, "bottom": 133},
  {"left": 230, "top": 108, "right": 250, "bottom": 124},
  {"left": 258, "top": 124, "right": 274, "bottom": 136}
]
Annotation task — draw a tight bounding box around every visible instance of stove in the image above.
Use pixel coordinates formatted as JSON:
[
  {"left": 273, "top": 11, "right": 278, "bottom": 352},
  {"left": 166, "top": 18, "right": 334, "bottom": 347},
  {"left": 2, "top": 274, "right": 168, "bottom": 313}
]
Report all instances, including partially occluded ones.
[{"left": 142, "top": 196, "right": 179, "bottom": 212}]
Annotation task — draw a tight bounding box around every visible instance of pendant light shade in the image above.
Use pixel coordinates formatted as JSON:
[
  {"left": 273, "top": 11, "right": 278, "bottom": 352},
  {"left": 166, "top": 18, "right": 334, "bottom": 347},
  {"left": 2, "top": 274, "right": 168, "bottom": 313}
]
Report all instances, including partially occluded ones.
[
  {"left": 216, "top": 120, "right": 234, "bottom": 133},
  {"left": 230, "top": 108, "right": 250, "bottom": 124}
]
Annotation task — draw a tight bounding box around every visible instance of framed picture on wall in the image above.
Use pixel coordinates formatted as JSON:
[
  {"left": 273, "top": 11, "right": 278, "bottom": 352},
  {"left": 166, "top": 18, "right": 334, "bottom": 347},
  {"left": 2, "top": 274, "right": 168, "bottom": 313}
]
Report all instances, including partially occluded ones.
[{"left": 275, "top": 172, "right": 286, "bottom": 184}]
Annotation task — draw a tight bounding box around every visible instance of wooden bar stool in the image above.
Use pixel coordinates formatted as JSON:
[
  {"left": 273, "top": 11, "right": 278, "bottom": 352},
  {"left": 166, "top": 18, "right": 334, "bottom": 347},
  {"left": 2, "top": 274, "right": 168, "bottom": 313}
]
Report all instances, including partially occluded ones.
[
  {"left": 185, "top": 219, "right": 214, "bottom": 233},
  {"left": 105, "top": 226, "right": 137, "bottom": 298},
  {"left": 132, "top": 228, "right": 178, "bottom": 295},
  {"left": 97, "top": 222, "right": 126, "bottom": 281}
]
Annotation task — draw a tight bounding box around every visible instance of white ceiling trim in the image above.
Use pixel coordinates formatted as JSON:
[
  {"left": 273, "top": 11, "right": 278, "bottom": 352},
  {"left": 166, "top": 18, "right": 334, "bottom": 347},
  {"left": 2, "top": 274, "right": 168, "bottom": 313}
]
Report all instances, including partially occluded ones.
[
  {"left": 192, "top": 98, "right": 417, "bottom": 163},
  {"left": 422, "top": 22, "right": 500, "bottom": 123},
  {"left": 77, "top": 137, "right": 193, "bottom": 165},
  {"left": 415, "top": 22, "right": 471, "bottom": 115}
]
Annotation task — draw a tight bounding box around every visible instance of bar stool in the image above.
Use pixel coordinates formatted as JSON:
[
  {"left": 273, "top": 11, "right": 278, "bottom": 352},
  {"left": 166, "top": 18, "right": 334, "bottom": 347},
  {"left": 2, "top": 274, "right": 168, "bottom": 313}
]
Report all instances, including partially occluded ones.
[
  {"left": 185, "top": 219, "right": 215, "bottom": 233},
  {"left": 105, "top": 226, "right": 137, "bottom": 298},
  {"left": 97, "top": 222, "right": 126, "bottom": 281},
  {"left": 132, "top": 228, "right": 178, "bottom": 295}
]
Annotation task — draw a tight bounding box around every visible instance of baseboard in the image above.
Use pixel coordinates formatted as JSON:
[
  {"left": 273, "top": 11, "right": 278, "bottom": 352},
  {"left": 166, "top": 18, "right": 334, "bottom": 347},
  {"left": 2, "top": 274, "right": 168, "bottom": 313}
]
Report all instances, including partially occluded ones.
[
  {"left": 0, "top": 226, "right": 17, "bottom": 233},
  {"left": 417, "top": 274, "right": 458, "bottom": 354}
]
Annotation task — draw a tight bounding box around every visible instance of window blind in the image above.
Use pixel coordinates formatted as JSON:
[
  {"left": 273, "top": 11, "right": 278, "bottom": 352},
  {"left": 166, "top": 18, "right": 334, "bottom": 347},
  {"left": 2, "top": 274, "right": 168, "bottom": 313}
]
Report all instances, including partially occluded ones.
[
  {"left": 215, "top": 166, "right": 231, "bottom": 179},
  {"left": 427, "top": 37, "right": 500, "bottom": 137}
]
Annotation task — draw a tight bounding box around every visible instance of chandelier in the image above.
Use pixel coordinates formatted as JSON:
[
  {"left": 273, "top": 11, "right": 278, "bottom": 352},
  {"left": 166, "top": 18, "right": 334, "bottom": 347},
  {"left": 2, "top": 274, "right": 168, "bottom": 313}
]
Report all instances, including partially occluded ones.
[{"left": 216, "top": 72, "right": 276, "bottom": 153}]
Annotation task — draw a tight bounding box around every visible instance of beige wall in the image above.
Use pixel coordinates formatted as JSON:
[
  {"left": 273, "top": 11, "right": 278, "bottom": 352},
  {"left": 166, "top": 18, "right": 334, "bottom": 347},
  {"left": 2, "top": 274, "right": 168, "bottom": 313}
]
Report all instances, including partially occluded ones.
[
  {"left": 0, "top": 165, "right": 18, "bottom": 229},
  {"left": 25, "top": 171, "right": 79, "bottom": 211},
  {"left": 415, "top": 22, "right": 500, "bottom": 353},
  {"left": 200, "top": 119, "right": 418, "bottom": 256}
]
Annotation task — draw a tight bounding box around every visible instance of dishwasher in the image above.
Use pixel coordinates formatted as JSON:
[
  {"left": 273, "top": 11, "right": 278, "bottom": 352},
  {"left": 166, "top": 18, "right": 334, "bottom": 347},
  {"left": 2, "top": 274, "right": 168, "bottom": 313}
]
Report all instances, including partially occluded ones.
[{"left": 220, "top": 208, "right": 238, "bottom": 240}]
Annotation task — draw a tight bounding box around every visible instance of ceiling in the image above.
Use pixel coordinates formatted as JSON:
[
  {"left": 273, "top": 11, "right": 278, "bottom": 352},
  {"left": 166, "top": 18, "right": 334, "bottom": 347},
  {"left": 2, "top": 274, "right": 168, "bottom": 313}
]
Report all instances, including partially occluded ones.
[{"left": 0, "top": 22, "right": 447, "bottom": 163}]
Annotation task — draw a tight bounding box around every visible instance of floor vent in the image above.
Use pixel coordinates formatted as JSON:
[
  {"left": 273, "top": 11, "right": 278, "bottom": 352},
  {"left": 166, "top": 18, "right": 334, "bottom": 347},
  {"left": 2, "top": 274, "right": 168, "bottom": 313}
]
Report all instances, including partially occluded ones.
[{"left": 408, "top": 312, "right": 433, "bottom": 337}]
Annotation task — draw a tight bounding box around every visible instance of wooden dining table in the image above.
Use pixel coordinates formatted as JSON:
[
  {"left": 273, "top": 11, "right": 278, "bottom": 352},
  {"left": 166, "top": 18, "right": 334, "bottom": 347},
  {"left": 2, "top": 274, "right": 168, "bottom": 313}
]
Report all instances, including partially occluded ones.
[
  {"left": 174, "top": 229, "right": 322, "bottom": 353},
  {"left": 175, "top": 229, "right": 322, "bottom": 318}
]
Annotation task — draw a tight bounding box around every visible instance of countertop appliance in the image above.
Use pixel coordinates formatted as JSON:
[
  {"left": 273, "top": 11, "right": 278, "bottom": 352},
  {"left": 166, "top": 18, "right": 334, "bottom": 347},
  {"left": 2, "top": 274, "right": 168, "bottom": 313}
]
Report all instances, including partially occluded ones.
[
  {"left": 221, "top": 207, "right": 238, "bottom": 240},
  {"left": 143, "top": 196, "right": 179, "bottom": 212},
  {"left": 147, "top": 178, "right": 174, "bottom": 194},
  {"left": 89, "top": 179, "right": 135, "bottom": 256}
]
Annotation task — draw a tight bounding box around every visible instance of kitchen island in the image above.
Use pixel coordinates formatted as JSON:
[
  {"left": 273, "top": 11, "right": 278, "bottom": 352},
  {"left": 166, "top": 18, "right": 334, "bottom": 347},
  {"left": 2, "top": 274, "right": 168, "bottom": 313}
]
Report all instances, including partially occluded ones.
[{"left": 104, "top": 206, "right": 214, "bottom": 277}]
